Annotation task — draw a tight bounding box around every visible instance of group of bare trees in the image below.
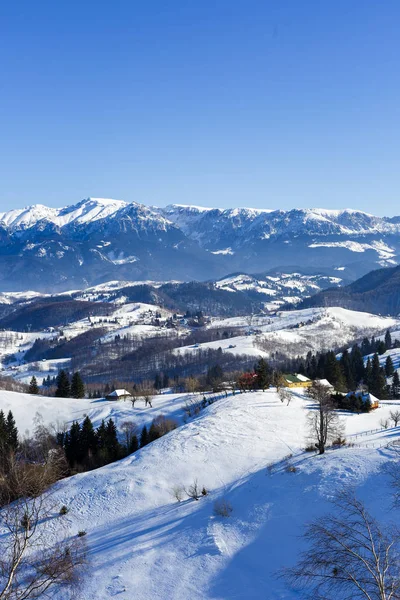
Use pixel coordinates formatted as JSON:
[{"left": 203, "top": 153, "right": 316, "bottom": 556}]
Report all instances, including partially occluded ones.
[
  {"left": 0, "top": 422, "right": 86, "bottom": 599},
  {"left": 284, "top": 491, "right": 400, "bottom": 600},
  {"left": 284, "top": 381, "right": 400, "bottom": 599}
]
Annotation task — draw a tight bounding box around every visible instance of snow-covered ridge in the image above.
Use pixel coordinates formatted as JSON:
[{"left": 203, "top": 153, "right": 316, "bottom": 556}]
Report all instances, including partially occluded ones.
[
  {"left": 0, "top": 198, "right": 129, "bottom": 231},
  {"left": 1, "top": 199, "right": 399, "bottom": 236}
]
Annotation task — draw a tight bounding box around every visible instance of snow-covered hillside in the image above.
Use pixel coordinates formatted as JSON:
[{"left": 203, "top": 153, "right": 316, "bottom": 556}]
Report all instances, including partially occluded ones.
[
  {"left": 175, "top": 307, "right": 400, "bottom": 359},
  {"left": 2, "top": 388, "right": 399, "bottom": 599}
]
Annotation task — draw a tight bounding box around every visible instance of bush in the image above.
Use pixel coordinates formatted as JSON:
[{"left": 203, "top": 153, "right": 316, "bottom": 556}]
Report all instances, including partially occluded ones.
[
  {"left": 77, "top": 530, "right": 87, "bottom": 537},
  {"left": 201, "top": 487, "right": 208, "bottom": 496},
  {"left": 59, "top": 505, "right": 69, "bottom": 516},
  {"left": 186, "top": 480, "right": 201, "bottom": 501},
  {"left": 171, "top": 485, "right": 184, "bottom": 503},
  {"left": 285, "top": 465, "right": 297, "bottom": 473},
  {"left": 331, "top": 437, "right": 346, "bottom": 447},
  {"left": 304, "top": 444, "right": 317, "bottom": 452},
  {"left": 213, "top": 498, "right": 233, "bottom": 517}
]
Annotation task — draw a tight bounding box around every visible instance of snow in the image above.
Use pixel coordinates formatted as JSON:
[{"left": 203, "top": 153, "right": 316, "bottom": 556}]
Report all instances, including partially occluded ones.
[
  {"left": 309, "top": 239, "right": 396, "bottom": 261},
  {"left": 0, "top": 198, "right": 128, "bottom": 231},
  {"left": 211, "top": 248, "right": 234, "bottom": 255},
  {"left": 1, "top": 388, "right": 399, "bottom": 599}
]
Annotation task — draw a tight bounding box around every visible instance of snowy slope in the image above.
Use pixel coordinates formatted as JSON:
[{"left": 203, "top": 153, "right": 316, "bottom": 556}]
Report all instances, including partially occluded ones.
[
  {"left": 2, "top": 389, "right": 399, "bottom": 599},
  {"left": 175, "top": 308, "right": 400, "bottom": 359}
]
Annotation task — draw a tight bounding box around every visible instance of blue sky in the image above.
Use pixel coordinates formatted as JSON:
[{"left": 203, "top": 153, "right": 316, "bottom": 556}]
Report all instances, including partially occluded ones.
[{"left": 1, "top": 0, "right": 400, "bottom": 215}]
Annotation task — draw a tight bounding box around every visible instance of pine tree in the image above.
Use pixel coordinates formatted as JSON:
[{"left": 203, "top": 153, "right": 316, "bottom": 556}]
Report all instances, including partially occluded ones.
[
  {"left": 385, "top": 355, "right": 395, "bottom": 377},
  {"left": 140, "top": 425, "right": 149, "bottom": 448},
  {"left": 385, "top": 329, "right": 392, "bottom": 350},
  {"left": 56, "top": 370, "right": 70, "bottom": 398},
  {"left": 29, "top": 376, "right": 39, "bottom": 395},
  {"left": 71, "top": 372, "right": 85, "bottom": 399},
  {"left": 369, "top": 354, "right": 386, "bottom": 398},
  {"left": 6, "top": 411, "right": 18, "bottom": 452},
  {"left": 129, "top": 434, "right": 139, "bottom": 453},
  {"left": 350, "top": 344, "right": 365, "bottom": 385},
  {"left": 254, "top": 358, "right": 272, "bottom": 391},
  {"left": 80, "top": 416, "right": 97, "bottom": 459},
  {"left": 64, "top": 421, "right": 81, "bottom": 466},
  {"left": 340, "top": 349, "right": 355, "bottom": 391},
  {"left": 105, "top": 419, "right": 120, "bottom": 461},
  {"left": 325, "top": 351, "right": 346, "bottom": 391},
  {"left": 392, "top": 371, "right": 400, "bottom": 399},
  {"left": 361, "top": 337, "right": 371, "bottom": 356},
  {"left": 376, "top": 340, "right": 387, "bottom": 355},
  {"left": 148, "top": 420, "right": 160, "bottom": 443}
]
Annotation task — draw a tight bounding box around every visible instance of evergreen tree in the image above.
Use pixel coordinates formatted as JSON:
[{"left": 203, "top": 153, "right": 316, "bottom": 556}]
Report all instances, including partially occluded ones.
[
  {"left": 385, "top": 329, "right": 392, "bottom": 350},
  {"left": 361, "top": 337, "right": 371, "bottom": 356},
  {"left": 369, "top": 354, "right": 387, "bottom": 398},
  {"left": 140, "top": 425, "right": 149, "bottom": 448},
  {"left": 350, "top": 344, "right": 365, "bottom": 385},
  {"left": 365, "top": 357, "right": 372, "bottom": 388},
  {"left": 129, "top": 434, "right": 139, "bottom": 453},
  {"left": 162, "top": 373, "right": 170, "bottom": 388},
  {"left": 148, "top": 420, "right": 160, "bottom": 443},
  {"left": 385, "top": 355, "right": 395, "bottom": 377},
  {"left": 6, "top": 411, "right": 18, "bottom": 452},
  {"left": 71, "top": 372, "right": 85, "bottom": 399},
  {"left": 254, "top": 358, "right": 272, "bottom": 391},
  {"left": 392, "top": 371, "right": 400, "bottom": 399},
  {"left": 56, "top": 370, "right": 70, "bottom": 398},
  {"left": 80, "top": 416, "right": 97, "bottom": 459},
  {"left": 105, "top": 418, "right": 120, "bottom": 461},
  {"left": 376, "top": 340, "right": 387, "bottom": 355},
  {"left": 96, "top": 420, "right": 107, "bottom": 451},
  {"left": 64, "top": 421, "right": 81, "bottom": 466},
  {"left": 29, "top": 376, "right": 39, "bottom": 395},
  {"left": 339, "top": 349, "right": 355, "bottom": 391},
  {"left": 325, "top": 351, "right": 346, "bottom": 391}
]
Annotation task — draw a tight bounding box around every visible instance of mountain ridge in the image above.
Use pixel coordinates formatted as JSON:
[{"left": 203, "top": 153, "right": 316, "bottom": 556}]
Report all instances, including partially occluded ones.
[{"left": 0, "top": 197, "right": 399, "bottom": 292}]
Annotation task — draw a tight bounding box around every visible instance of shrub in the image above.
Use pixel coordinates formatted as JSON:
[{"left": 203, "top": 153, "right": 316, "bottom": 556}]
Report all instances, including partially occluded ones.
[
  {"left": 171, "top": 485, "right": 184, "bottom": 503},
  {"left": 186, "top": 480, "right": 201, "bottom": 501},
  {"left": 77, "top": 530, "right": 87, "bottom": 537},
  {"left": 305, "top": 444, "right": 316, "bottom": 452},
  {"left": 331, "top": 437, "right": 346, "bottom": 447},
  {"left": 285, "top": 465, "right": 297, "bottom": 473},
  {"left": 59, "top": 505, "right": 69, "bottom": 516},
  {"left": 201, "top": 487, "right": 208, "bottom": 496},
  {"left": 213, "top": 498, "right": 233, "bottom": 517}
]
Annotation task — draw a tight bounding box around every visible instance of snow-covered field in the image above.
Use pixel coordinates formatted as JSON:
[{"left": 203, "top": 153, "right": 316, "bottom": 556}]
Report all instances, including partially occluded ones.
[{"left": 1, "top": 388, "right": 399, "bottom": 599}]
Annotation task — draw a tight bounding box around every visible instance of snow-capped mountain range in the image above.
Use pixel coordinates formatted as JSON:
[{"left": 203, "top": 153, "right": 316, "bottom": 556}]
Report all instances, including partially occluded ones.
[{"left": 0, "top": 197, "right": 399, "bottom": 291}]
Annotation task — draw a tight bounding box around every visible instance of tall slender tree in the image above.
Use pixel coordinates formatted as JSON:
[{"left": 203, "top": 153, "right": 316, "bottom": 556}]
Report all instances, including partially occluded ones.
[{"left": 29, "top": 376, "right": 39, "bottom": 395}]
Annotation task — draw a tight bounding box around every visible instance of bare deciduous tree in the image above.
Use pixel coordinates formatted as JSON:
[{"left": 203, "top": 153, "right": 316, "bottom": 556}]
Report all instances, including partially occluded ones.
[
  {"left": 0, "top": 491, "right": 86, "bottom": 599},
  {"left": 284, "top": 491, "right": 400, "bottom": 600},
  {"left": 306, "top": 381, "right": 344, "bottom": 454},
  {"left": 171, "top": 485, "right": 184, "bottom": 503},
  {"left": 120, "top": 421, "right": 138, "bottom": 449},
  {"left": 278, "top": 386, "right": 292, "bottom": 406},
  {"left": 390, "top": 410, "right": 400, "bottom": 427}
]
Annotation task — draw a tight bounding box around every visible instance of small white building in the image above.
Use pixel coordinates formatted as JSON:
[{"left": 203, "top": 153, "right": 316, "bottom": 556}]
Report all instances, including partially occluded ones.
[{"left": 106, "top": 389, "right": 132, "bottom": 401}]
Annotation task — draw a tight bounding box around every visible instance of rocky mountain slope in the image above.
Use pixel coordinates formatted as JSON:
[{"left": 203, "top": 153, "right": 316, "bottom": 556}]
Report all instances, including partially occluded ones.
[
  {"left": 297, "top": 264, "right": 400, "bottom": 315},
  {"left": 0, "top": 198, "right": 399, "bottom": 291}
]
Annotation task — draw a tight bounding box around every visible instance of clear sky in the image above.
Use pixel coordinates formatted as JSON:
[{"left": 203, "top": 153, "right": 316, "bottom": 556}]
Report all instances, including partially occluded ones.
[{"left": 1, "top": 0, "right": 400, "bottom": 215}]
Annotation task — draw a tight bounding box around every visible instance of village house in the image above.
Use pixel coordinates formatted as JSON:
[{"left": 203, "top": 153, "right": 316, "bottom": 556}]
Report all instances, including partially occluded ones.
[{"left": 105, "top": 389, "right": 132, "bottom": 401}]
